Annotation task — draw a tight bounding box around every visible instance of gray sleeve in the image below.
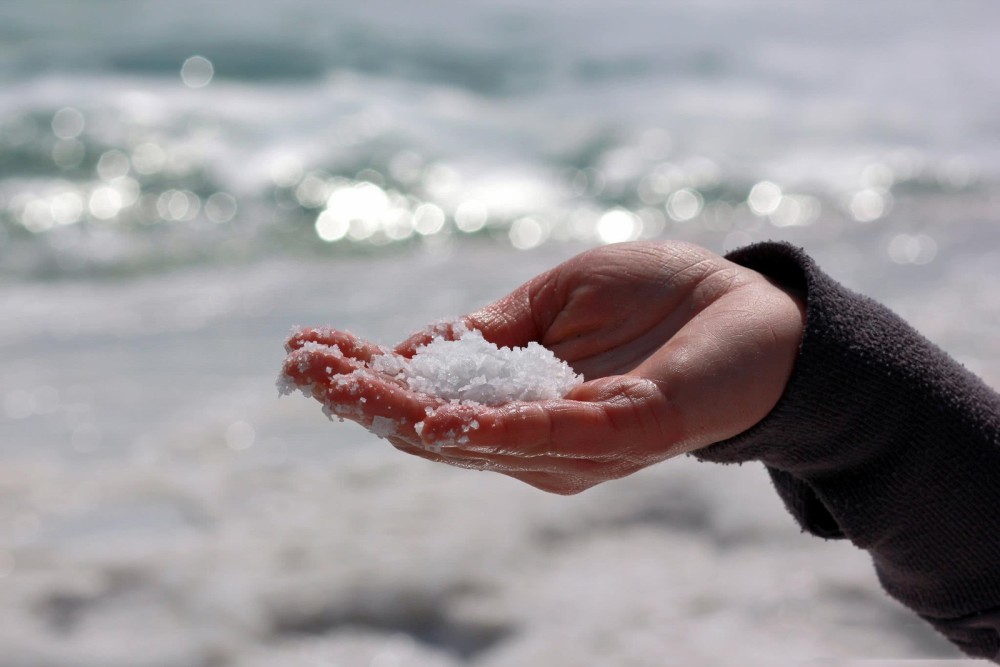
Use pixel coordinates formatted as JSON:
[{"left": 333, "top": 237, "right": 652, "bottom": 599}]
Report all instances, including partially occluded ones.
[{"left": 696, "top": 242, "right": 1000, "bottom": 661}]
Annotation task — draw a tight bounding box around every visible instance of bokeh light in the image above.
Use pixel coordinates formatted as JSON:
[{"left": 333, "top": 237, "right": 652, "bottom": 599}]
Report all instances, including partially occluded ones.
[
  {"left": 412, "top": 203, "right": 445, "bottom": 236},
  {"left": 51, "top": 107, "right": 85, "bottom": 139},
  {"left": 887, "top": 233, "right": 937, "bottom": 265},
  {"left": 747, "top": 181, "right": 782, "bottom": 216},
  {"left": 131, "top": 142, "right": 167, "bottom": 175},
  {"left": 97, "top": 150, "right": 131, "bottom": 181},
  {"left": 89, "top": 186, "right": 123, "bottom": 220},
  {"left": 849, "top": 189, "right": 889, "bottom": 222},
  {"left": 51, "top": 139, "right": 85, "bottom": 169},
  {"left": 205, "top": 192, "right": 238, "bottom": 223},
  {"left": 666, "top": 188, "right": 703, "bottom": 222},
  {"left": 50, "top": 191, "right": 84, "bottom": 225},
  {"left": 596, "top": 209, "right": 642, "bottom": 244},
  {"left": 454, "top": 200, "right": 488, "bottom": 233},
  {"left": 180, "top": 55, "right": 215, "bottom": 88},
  {"left": 509, "top": 217, "right": 546, "bottom": 249},
  {"left": 225, "top": 421, "right": 256, "bottom": 450}
]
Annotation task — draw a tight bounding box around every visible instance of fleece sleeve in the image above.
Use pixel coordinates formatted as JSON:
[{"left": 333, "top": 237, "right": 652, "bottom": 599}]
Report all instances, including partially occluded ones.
[{"left": 695, "top": 242, "right": 1000, "bottom": 660}]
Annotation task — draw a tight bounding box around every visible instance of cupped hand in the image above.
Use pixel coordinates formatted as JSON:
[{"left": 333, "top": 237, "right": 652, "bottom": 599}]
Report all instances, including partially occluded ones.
[{"left": 281, "top": 241, "right": 805, "bottom": 494}]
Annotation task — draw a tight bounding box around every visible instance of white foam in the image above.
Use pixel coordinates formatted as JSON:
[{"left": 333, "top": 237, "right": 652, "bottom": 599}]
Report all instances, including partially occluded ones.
[{"left": 373, "top": 325, "right": 582, "bottom": 406}]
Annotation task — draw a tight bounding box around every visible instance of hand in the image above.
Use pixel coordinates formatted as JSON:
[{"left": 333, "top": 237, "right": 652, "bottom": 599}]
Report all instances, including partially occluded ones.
[{"left": 281, "top": 241, "right": 805, "bottom": 494}]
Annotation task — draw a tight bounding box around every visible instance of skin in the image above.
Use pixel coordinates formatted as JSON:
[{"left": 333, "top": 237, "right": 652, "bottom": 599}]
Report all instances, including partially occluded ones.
[{"left": 282, "top": 241, "right": 806, "bottom": 495}]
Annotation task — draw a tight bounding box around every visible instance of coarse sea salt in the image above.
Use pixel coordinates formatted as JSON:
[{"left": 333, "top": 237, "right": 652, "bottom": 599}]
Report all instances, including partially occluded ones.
[{"left": 372, "top": 325, "right": 582, "bottom": 406}]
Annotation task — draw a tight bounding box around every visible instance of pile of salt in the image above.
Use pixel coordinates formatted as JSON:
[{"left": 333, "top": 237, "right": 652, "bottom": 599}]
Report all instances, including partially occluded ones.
[{"left": 373, "top": 325, "right": 582, "bottom": 405}]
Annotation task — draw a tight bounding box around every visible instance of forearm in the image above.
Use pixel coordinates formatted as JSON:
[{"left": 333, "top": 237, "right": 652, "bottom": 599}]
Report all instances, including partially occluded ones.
[{"left": 697, "top": 242, "right": 1000, "bottom": 659}]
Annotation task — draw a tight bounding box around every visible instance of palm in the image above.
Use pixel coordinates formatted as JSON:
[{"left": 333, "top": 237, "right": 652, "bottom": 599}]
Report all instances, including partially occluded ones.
[
  {"left": 282, "top": 242, "right": 805, "bottom": 494},
  {"left": 509, "top": 243, "right": 742, "bottom": 379}
]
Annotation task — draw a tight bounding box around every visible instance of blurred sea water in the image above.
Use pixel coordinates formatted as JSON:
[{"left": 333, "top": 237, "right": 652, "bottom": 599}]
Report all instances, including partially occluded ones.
[
  {"left": 1, "top": 1, "right": 998, "bottom": 665},
  {"left": 2, "top": 0, "right": 1000, "bottom": 278}
]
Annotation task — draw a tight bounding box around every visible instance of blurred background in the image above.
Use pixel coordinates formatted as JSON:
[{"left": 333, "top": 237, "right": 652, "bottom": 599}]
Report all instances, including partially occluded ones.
[{"left": 1, "top": 1, "right": 998, "bottom": 665}]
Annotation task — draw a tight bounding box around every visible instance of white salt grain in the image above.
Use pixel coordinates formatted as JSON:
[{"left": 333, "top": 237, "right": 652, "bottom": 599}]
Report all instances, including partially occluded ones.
[
  {"left": 373, "top": 325, "right": 582, "bottom": 406},
  {"left": 370, "top": 416, "right": 398, "bottom": 439},
  {"left": 274, "top": 373, "right": 298, "bottom": 396}
]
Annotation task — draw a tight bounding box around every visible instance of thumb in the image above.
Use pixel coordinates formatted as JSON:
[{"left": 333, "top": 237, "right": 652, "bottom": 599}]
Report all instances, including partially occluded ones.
[
  {"left": 395, "top": 270, "right": 560, "bottom": 355},
  {"left": 467, "top": 264, "right": 568, "bottom": 349}
]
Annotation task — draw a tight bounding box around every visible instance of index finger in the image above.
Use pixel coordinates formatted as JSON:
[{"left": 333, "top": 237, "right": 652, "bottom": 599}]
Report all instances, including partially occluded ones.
[{"left": 286, "top": 327, "right": 388, "bottom": 363}]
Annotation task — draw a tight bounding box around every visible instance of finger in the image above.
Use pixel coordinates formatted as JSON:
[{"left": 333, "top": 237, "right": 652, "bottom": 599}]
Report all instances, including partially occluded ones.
[
  {"left": 420, "top": 377, "right": 680, "bottom": 460},
  {"left": 393, "top": 319, "right": 465, "bottom": 357},
  {"left": 320, "top": 370, "right": 438, "bottom": 437},
  {"left": 387, "top": 436, "right": 451, "bottom": 463},
  {"left": 286, "top": 327, "right": 387, "bottom": 363},
  {"left": 281, "top": 344, "right": 365, "bottom": 392},
  {"left": 282, "top": 343, "right": 434, "bottom": 440},
  {"left": 395, "top": 268, "right": 563, "bottom": 356},
  {"left": 465, "top": 278, "right": 551, "bottom": 349}
]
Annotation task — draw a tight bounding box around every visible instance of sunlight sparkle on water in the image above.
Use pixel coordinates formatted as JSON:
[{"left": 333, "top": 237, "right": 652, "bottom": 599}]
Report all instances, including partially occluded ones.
[
  {"left": 89, "top": 186, "right": 123, "bottom": 220},
  {"left": 50, "top": 191, "right": 84, "bottom": 225},
  {"left": 596, "top": 208, "right": 642, "bottom": 244},
  {"left": 52, "top": 139, "right": 84, "bottom": 169},
  {"left": 131, "top": 143, "right": 167, "bottom": 175},
  {"left": 412, "top": 203, "right": 445, "bottom": 236},
  {"left": 313, "top": 180, "right": 433, "bottom": 243},
  {"left": 769, "top": 195, "right": 820, "bottom": 228},
  {"left": 156, "top": 190, "right": 201, "bottom": 222},
  {"left": 269, "top": 155, "right": 304, "bottom": 188},
  {"left": 382, "top": 207, "right": 414, "bottom": 241},
  {"left": 849, "top": 189, "right": 890, "bottom": 222},
  {"left": 97, "top": 150, "right": 131, "bottom": 181},
  {"left": 326, "top": 182, "right": 389, "bottom": 224},
  {"left": 938, "top": 157, "right": 978, "bottom": 190},
  {"left": 637, "top": 165, "right": 682, "bottom": 205},
  {"left": 747, "top": 181, "right": 782, "bottom": 216},
  {"left": 388, "top": 151, "right": 424, "bottom": 185},
  {"left": 666, "top": 188, "right": 703, "bottom": 222},
  {"left": 18, "top": 198, "right": 53, "bottom": 233},
  {"left": 51, "top": 107, "right": 84, "bottom": 140},
  {"left": 637, "top": 207, "right": 667, "bottom": 238},
  {"left": 294, "top": 173, "right": 331, "bottom": 208},
  {"left": 205, "top": 192, "right": 237, "bottom": 223},
  {"left": 315, "top": 211, "right": 348, "bottom": 242},
  {"left": 225, "top": 421, "right": 256, "bottom": 451},
  {"left": 454, "top": 200, "right": 488, "bottom": 233},
  {"left": 860, "top": 163, "right": 895, "bottom": 190},
  {"left": 509, "top": 217, "right": 547, "bottom": 250},
  {"left": 888, "top": 233, "right": 937, "bottom": 265},
  {"left": 181, "top": 56, "right": 214, "bottom": 88},
  {"left": 114, "top": 178, "right": 141, "bottom": 209}
]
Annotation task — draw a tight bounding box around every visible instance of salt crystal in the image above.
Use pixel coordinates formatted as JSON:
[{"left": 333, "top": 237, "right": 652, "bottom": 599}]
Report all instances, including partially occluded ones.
[
  {"left": 275, "top": 373, "right": 298, "bottom": 396},
  {"left": 373, "top": 324, "right": 582, "bottom": 406},
  {"left": 370, "top": 416, "right": 398, "bottom": 438}
]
